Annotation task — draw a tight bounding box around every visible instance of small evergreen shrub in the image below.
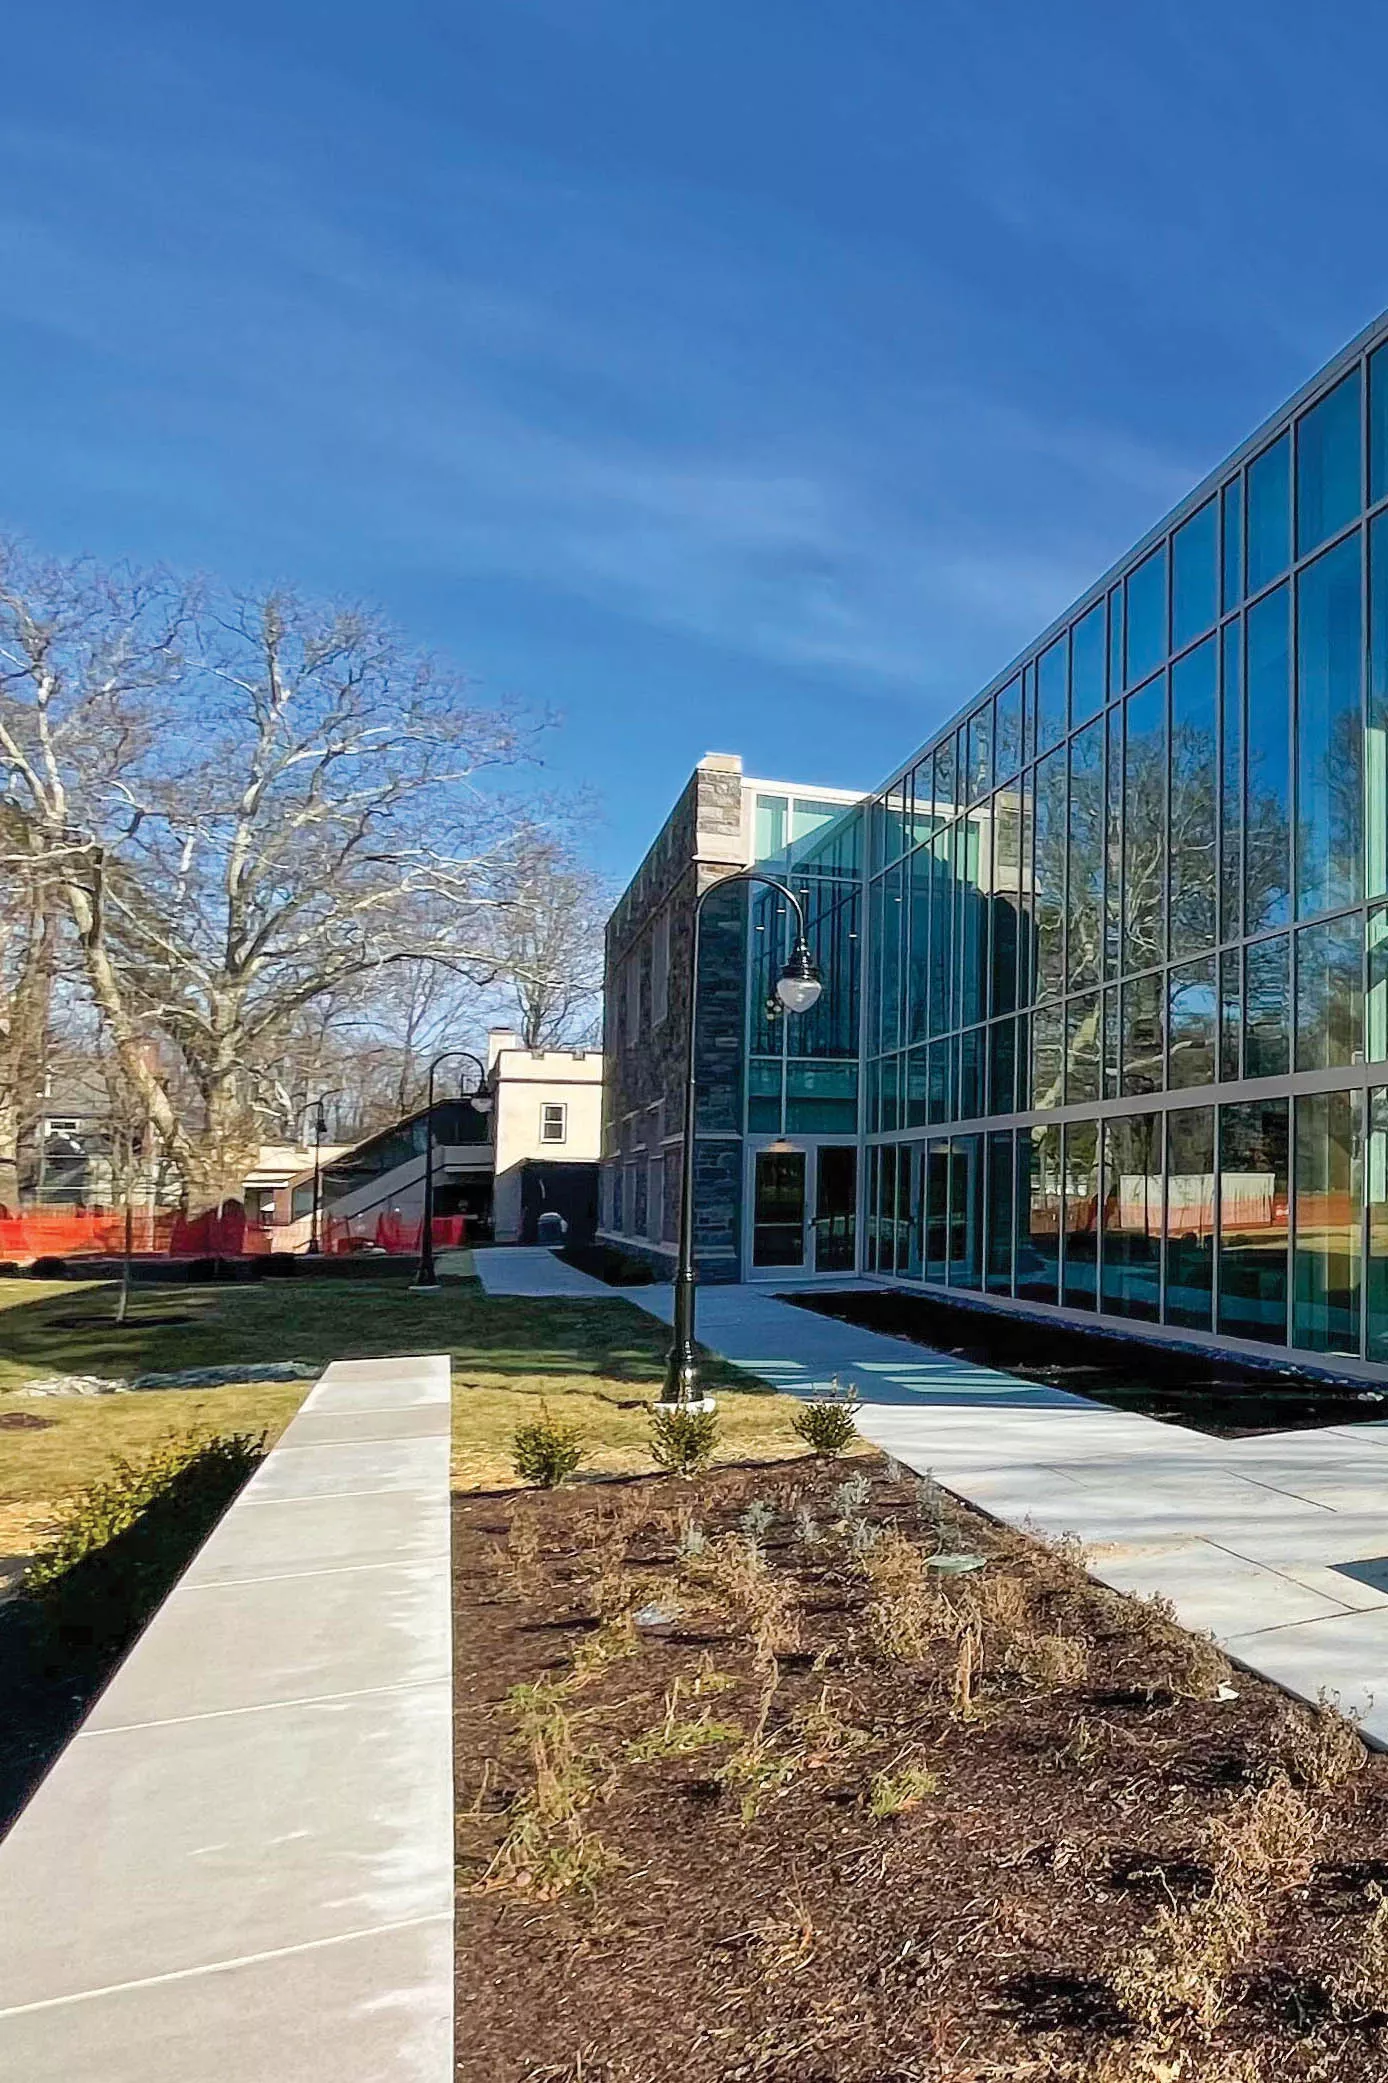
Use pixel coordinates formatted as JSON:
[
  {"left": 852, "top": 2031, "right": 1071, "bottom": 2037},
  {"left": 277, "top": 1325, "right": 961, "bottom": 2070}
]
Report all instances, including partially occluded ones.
[
  {"left": 791, "top": 1381, "right": 861, "bottom": 1457},
  {"left": 511, "top": 1405, "right": 585, "bottom": 1488},
  {"left": 650, "top": 1404, "right": 719, "bottom": 1476},
  {"left": 29, "top": 1256, "right": 69, "bottom": 1281}
]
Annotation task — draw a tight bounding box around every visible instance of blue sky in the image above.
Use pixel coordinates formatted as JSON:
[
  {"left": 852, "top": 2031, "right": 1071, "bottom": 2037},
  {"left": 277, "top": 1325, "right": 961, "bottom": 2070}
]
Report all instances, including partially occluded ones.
[{"left": 1, "top": 2, "right": 1385, "bottom": 875}]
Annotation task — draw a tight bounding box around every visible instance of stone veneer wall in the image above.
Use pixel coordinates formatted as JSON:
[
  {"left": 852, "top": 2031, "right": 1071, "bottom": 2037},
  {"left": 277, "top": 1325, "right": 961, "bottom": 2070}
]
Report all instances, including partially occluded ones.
[{"left": 602, "top": 757, "right": 748, "bottom": 1282}]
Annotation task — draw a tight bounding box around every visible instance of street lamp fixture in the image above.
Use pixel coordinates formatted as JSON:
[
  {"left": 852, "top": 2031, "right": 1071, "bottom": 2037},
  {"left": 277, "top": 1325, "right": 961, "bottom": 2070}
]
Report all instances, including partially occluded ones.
[
  {"left": 411, "top": 1048, "right": 492, "bottom": 1293},
  {"left": 295, "top": 1090, "right": 340, "bottom": 1257},
  {"left": 661, "top": 870, "right": 824, "bottom": 1411}
]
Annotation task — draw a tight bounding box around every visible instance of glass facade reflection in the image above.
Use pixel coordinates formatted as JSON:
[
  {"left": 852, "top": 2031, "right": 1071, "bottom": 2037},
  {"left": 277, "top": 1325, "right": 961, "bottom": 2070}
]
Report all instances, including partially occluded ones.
[{"left": 854, "top": 314, "right": 1388, "bottom": 1372}]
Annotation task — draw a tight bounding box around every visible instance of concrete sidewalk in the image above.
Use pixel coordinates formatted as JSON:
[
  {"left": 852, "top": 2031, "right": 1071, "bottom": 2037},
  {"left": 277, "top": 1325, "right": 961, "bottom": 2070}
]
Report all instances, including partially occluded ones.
[
  {"left": 0, "top": 1353, "right": 454, "bottom": 2081},
  {"left": 473, "top": 1244, "right": 614, "bottom": 1297}
]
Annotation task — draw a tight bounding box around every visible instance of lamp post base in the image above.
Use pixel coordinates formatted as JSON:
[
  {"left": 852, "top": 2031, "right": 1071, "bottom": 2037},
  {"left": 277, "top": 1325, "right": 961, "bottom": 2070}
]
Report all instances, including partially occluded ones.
[
  {"left": 653, "top": 1396, "right": 717, "bottom": 1416},
  {"left": 408, "top": 1280, "right": 442, "bottom": 1295}
]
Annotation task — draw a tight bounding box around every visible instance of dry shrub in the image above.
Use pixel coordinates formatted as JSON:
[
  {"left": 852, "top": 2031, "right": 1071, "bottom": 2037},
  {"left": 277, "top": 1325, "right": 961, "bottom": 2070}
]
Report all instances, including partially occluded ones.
[
  {"left": 504, "top": 1515, "right": 543, "bottom": 1598},
  {"left": 1081, "top": 2043, "right": 1267, "bottom": 2081},
  {"left": 860, "top": 1527, "right": 953, "bottom": 1662},
  {"left": 484, "top": 1687, "right": 609, "bottom": 1900},
  {"left": 792, "top": 1682, "right": 869, "bottom": 1761},
  {"left": 691, "top": 1532, "right": 801, "bottom": 1665},
  {"left": 1011, "top": 1629, "right": 1091, "bottom": 1690},
  {"left": 750, "top": 1888, "right": 817, "bottom": 1975},
  {"left": 962, "top": 1565, "right": 1033, "bottom": 1646},
  {"left": 1113, "top": 1775, "right": 1322, "bottom": 2036},
  {"left": 1131, "top": 1593, "right": 1230, "bottom": 1700},
  {"left": 625, "top": 1679, "right": 742, "bottom": 1763},
  {"left": 1272, "top": 1693, "right": 1366, "bottom": 1793},
  {"left": 950, "top": 1621, "right": 983, "bottom": 1722},
  {"left": 1212, "top": 1774, "right": 1323, "bottom": 1895},
  {"left": 719, "top": 1671, "right": 799, "bottom": 1821},
  {"left": 1112, "top": 1881, "right": 1257, "bottom": 2035},
  {"left": 1332, "top": 1884, "right": 1388, "bottom": 2018}
]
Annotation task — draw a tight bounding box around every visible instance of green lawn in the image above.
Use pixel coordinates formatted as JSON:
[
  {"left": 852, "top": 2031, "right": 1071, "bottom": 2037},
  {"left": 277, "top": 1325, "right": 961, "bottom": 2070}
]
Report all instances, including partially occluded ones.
[{"left": 0, "top": 1274, "right": 811, "bottom": 1560}]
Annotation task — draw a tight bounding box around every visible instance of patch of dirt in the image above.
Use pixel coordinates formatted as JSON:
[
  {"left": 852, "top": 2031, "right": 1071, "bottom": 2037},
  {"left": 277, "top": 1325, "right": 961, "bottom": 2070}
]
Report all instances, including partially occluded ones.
[
  {"left": 0, "top": 1412, "right": 56, "bottom": 1431},
  {"left": 784, "top": 1287, "right": 1387, "bottom": 1437},
  {"left": 454, "top": 1459, "right": 1388, "bottom": 2080},
  {"left": 45, "top": 1312, "right": 196, "bottom": 1330}
]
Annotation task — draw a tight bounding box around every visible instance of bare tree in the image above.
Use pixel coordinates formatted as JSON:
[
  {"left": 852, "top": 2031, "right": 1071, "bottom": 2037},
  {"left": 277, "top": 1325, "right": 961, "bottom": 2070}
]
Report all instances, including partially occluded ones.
[
  {"left": 0, "top": 551, "right": 550, "bottom": 1209},
  {"left": 486, "top": 848, "right": 608, "bottom": 1049}
]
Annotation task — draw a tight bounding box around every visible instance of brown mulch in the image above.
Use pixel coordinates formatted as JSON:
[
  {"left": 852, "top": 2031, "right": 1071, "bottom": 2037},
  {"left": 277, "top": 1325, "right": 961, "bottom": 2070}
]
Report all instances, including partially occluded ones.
[{"left": 454, "top": 1458, "right": 1388, "bottom": 2082}]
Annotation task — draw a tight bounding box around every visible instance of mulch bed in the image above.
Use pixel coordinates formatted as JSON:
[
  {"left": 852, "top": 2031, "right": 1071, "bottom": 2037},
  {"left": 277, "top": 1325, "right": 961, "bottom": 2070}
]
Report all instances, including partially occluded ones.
[
  {"left": 785, "top": 1288, "right": 1388, "bottom": 1438},
  {"left": 454, "top": 1458, "right": 1388, "bottom": 2082}
]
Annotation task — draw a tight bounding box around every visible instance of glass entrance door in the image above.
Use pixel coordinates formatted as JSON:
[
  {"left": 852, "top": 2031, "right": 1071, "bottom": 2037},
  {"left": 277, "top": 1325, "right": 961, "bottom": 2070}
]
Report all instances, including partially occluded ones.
[
  {"left": 813, "top": 1146, "right": 857, "bottom": 1272},
  {"left": 752, "top": 1148, "right": 807, "bottom": 1268}
]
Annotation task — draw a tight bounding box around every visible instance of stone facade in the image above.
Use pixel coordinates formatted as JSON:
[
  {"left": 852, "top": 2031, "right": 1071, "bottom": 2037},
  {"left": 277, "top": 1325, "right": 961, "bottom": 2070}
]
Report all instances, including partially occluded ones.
[{"left": 601, "top": 754, "right": 749, "bottom": 1281}]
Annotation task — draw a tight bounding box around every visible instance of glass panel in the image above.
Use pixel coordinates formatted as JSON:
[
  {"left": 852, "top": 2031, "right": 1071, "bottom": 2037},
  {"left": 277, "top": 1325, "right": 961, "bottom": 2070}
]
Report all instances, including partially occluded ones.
[
  {"left": 929, "top": 823, "right": 953, "bottom": 1035},
  {"left": 1169, "top": 636, "right": 1218, "bottom": 959},
  {"left": 1370, "top": 514, "right": 1388, "bottom": 903},
  {"left": 1016, "top": 1125, "right": 1060, "bottom": 1303},
  {"left": 878, "top": 1053, "right": 900, "bottom": 1134},
  {"left": 924, "top": 1142, "right": 948, "bottom": 1283},
  {"left": 927, "top": 1038, "right": 953, "bottom": 1125},
  {"left": 1101, "top": 986, "right": 1120, "bottom": 1098},
  {"left": 1121, "top": 970, "right": 1164, "bottom": 1096},
  {"left": 958, "top": 1025, "right": 984, "bottom": 1120},
  {"left": 813, "top": 1146, "right": 857, "bottom": 1274},
  {"left": 1037, "top": 636, "right": 1067, "bottom": 752},
  {"left": 1220, "top": 619, "right": 1243, "bottom": 943},
  {"left": 947, "top": 1133, "right": 983, "bottom": 1291},
  {"left": 907, "top": 842, "right": 931, "bottom": 1045},
  {"left": 1293, "top": 1090, "right": 1361, "bottom": 1355},
  {"left": 1071, "top": 602, "right": 1105, "bottom": 725},
  {"left": 934, "top": 736, "right": 956, "bottom": 816},
  {"left": 1247, "top": 432, "right": 1291, "bottom": 594},
  {"left": 1219, "top": 947, "right": 1242, "bottom": 1080},
  {"left": 994, "top": 679, "right": 1022, "bottom": 783},
  {"left": 901, "top": 1143, "right": 922, "bottom": 1280},
  {"left": 1125, "top": 546, "right": 1167, "bottom": 687},
  {"left": 1372, "top": 344, "right": 1388, "bottom": 508},
  {"left": 1016, "top": 767, "right": 1034, "bottom": 1012},
  {"left": 1168, "top": 957, "right": 1216, "bottom": 1089},
  {"left": 1104, "top": 704, "right": 1123, "bottom": 980},
  {"left": 753, "top": 794, "right": 787, "bottom": 859},
  {"left": 1107, "top": 586, "right": 1124, "bottom": 699},
  {"left": 1021, "top": 661, "right": 1035, "bottom": 768},
  {"left": 748, "top": 1058, "right": 781, "bottom": 1133},
  {"left": 1246, "top": 584, "right": 1292, "bottom": 930},
  {"left": 786, "top": 1059, "right": 858, "bottom": 1133},
  {"left": 1065, "top": 992, "right": 1100, "bottom": 1104},
  {"left": 1032, "top": 997, "right": 1063, "bottom": 1110},
  {"left": 1294, "top": 912, "right": 1363, "bottom": 1071},
  {"left": 904, "top": 1044, "right": 928, "bottom": 1130},
  {"left": 990, "top": 782, "right": 1022, "bottom": 1014},
  {"left": 966, "top": 706, "right": 992, "bottom": 805},
  {"left": 1124, "top": 676, "right": 1166, "bottom": 973},
  {"left": 752, "top": 1148, "right": 806, "bottom": 1268},
  {"left": 1244, "top": 934, "right": 1290, "bottom": 1078},
  {"left": 1062, "top": 1120, "right": 1099, "bottom": 1311},
  {"left": 1297, "top": 369, "right": 1361, "bottom": 558},
  {"left": 1369, "top": 1088, "right": 1388, "bottom": 1359},
  {"left": 1165, "top": 1106, "right": 1215, "bottom": 1330},
  {"left": 1034, "top": 747, "right": 1066, "bottom": 1000},
  {"left": 1067, "top": 718, "right": 1103, "bottom": 990},
  {"left": 1296, "top": 531, "right": 1362, "bottom": 919},
  {"left": 956, "top": 813, "right": 989, "bottom": 1030},
  {"left": 1370, "top": 907, "right": 1388, "bottom": 1063},
  {"left": 988, "top": 1016, "right": 1016, "bottom": 1114},
  {"left": 986, "top": 1129, "right": 1014, "bottom": 1294},
  {"left": 1218, "top": 1099, "right": 1290, "bottom": 1345},
  {"left": 880, "top": 864, "right": 904, "bottom": 1051},
  {"left": 1172, "top": 498, "right": 1218, "bottom": 651},
  {"left": 1102, "top": 1113, "right": 1163, "bottom": 1321},
  {"left": 1222, "top": 476, "right": 1243, "bottom": 613}
]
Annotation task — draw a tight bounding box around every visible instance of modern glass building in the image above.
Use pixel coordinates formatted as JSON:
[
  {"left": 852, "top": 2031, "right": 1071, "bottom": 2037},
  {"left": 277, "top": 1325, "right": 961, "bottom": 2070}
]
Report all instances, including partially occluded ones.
[
  {"left": 605, "top": 314, "right": 1388, "bottom": 1378},
  {"left": 859, "top": 312, "right": 1388, "bottom": 1376}
]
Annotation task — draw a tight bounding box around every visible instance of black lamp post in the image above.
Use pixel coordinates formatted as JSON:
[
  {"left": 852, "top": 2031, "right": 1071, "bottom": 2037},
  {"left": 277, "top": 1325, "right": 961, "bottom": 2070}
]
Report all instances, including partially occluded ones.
[
  {"left": 661, "top": 870, "right": 823, "bottom": 1409},
  {"left": 411, "top": 1048, "right": 492, "bottom": 1293},
  {"left": 296, "top": 1091, "right": 339, "bottom": 1256}
]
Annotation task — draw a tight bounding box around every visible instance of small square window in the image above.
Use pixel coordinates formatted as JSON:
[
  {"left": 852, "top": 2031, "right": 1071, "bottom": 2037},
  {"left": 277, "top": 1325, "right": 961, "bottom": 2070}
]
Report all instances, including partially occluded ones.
[{"left": 540, "top": 1103, "right": 567, "bottom": 1144}]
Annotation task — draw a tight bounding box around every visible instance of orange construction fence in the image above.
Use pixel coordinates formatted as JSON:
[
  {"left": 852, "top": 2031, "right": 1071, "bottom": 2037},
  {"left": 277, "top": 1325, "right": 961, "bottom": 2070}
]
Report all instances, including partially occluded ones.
[{"left": 0, "top": 1203, "right": 464, "bottom": 1264}]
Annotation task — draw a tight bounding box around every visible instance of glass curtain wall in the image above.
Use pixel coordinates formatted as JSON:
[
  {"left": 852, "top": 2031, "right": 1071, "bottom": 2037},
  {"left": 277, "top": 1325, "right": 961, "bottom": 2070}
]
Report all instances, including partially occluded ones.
[{"left": 860, "top": 322, "right": 1388, "bottom": 1367}]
